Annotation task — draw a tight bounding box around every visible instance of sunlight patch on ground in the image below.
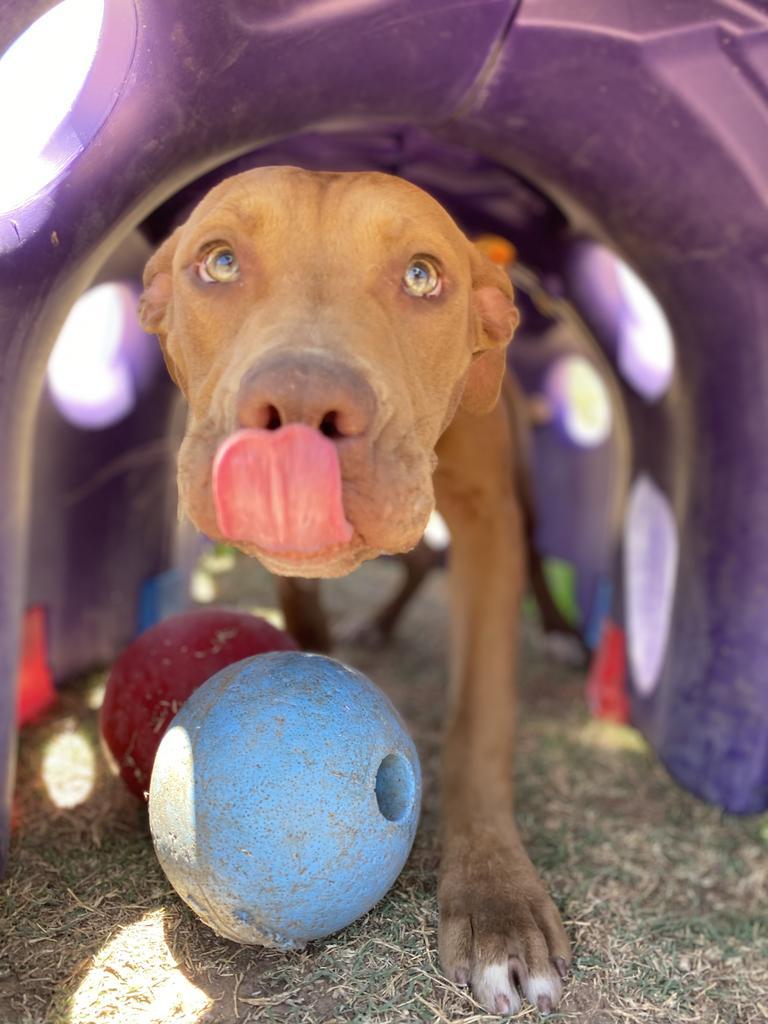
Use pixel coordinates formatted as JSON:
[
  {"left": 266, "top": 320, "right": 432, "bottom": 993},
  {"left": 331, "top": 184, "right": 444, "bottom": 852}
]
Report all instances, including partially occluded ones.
[
  {"left": 199, "top": 545, "right": 237, "bottom": 575},
  {"left": 247, "top": 604, "right": 286, "bottom": 629},
  {"left": 41, "top": 727, "right": 96, "bottom": 808},
  {"left": 85, "top": 675, "right": 107, "bottom": 710},
  {"left": 69, "top": 909, "right": 212, "bottom": 1024},
  {"left": 190, "top": 567, "right": 216, "bottom": 603},
  {"left": 577, "top": 718, "right": 649, "bottom": 755}
]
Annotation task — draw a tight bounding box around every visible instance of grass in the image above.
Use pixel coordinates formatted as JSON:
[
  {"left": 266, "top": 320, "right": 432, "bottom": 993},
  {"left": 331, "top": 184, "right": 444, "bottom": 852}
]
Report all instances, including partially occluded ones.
[{"left": 2, "top": 554, "right": 767, "bottom": 1024}]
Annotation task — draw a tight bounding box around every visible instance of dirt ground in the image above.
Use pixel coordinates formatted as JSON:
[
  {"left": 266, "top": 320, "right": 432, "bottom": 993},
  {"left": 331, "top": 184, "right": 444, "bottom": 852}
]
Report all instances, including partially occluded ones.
[{"left": 2, "top": 552, "right": 767, "bottom": 1024}]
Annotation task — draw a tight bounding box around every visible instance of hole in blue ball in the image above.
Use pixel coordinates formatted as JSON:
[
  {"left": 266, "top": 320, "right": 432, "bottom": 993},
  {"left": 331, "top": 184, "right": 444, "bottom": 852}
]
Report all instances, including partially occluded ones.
[{"left": 375, "top": 753, "right": 415, "bottom": 823}]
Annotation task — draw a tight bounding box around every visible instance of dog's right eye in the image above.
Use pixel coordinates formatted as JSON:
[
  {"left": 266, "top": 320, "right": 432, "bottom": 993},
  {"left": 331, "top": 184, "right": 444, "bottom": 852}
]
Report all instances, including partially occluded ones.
[
  {"left": 197, "top": 246, "right": 240, "bottom": 284},
  {"left": 403, "top": 256, "right": 441, "bottom": 298}
]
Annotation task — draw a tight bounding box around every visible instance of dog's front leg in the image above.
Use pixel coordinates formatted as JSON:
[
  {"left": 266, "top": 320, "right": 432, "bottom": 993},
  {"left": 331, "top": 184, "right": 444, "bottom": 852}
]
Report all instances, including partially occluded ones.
[
  {"left": 275, "top": 577, "right": 332, "bottom": 652},
  {"left": 434, "top": 401, "right": 570, "bottom": 1015}
]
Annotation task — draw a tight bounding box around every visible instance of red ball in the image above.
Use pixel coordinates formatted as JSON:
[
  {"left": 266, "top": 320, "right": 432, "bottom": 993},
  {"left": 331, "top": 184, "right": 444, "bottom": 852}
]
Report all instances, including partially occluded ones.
[{"left": 100, "top": 609, "right": 298, "bottom": 798}]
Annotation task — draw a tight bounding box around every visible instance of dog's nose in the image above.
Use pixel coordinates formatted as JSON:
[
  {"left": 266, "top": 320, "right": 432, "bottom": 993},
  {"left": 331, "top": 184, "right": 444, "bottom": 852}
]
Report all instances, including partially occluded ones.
[{"left": 236, "top": 351, "right": 377, "bottom": 440}]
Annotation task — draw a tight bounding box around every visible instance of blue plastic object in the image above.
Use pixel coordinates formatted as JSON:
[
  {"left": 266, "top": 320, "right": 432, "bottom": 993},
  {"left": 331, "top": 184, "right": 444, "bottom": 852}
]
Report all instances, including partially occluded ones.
[{"left": 149, "top": 652, "right": 421, "bottom": 948}]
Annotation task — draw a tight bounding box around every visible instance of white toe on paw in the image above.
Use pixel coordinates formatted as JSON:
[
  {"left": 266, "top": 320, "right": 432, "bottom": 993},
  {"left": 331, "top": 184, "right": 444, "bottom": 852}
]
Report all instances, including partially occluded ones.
[
  {"left": 473, "top": 961, "right": 522, "bottom": 1016},
  {"left": 524, "top": 973, "right": 562, "bottom": 1014}
]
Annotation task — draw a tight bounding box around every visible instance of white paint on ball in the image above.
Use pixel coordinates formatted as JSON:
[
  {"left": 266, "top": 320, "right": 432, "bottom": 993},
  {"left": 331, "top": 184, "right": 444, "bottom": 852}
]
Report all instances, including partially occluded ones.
[{"left": 149, "top": 724, "right": 198, "bottom": 863}]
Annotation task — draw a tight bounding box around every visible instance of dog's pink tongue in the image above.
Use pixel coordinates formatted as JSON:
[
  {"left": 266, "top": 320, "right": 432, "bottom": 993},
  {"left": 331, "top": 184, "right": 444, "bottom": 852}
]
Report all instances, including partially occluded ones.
[{"left": 213, "top": 425, "right": 354, "bottom": 554}]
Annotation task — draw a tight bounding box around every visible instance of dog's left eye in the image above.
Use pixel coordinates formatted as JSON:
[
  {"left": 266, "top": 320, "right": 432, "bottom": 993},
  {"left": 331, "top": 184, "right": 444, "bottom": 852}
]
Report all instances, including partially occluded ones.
[
  {"left": 403, "top": 257, "right": 441, "bottom": 298},
  {"left": 198, "top": 246, "right": 240, "bottom": 284}
]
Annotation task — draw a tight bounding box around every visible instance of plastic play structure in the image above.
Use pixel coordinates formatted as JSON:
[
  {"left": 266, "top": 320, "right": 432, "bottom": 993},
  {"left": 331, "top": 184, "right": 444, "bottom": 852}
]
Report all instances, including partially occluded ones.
[{"left": 2, "top": 0, "right": 768, "bottom": 870}]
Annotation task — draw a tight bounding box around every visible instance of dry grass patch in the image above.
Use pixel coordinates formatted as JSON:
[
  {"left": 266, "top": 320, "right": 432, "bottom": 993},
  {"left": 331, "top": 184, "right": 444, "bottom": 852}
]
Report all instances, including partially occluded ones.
[{"left": 2, "top": 556, "right": 766, "bottom": 1023}]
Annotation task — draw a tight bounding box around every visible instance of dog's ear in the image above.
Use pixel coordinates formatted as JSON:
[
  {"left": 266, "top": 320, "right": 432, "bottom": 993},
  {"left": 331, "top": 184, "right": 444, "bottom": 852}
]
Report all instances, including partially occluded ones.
[
  {"left": 460, "top": 241, "right": 519, "bottom": 416},
  {"left": 139, "top": 227, "right": 187, "bottom": 390}
]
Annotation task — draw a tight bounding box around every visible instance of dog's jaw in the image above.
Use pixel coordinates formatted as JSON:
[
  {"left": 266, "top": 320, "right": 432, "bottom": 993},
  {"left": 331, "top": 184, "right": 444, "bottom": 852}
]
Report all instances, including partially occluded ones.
[
  {"left": 235, "top": 538, "right": 380, "bottom": 579},
  {"left": 178, "top": 453, "right": 434, "bottom": 580},
  {"left": 177, "top": 420, "right": 436, "bottom": 579}
]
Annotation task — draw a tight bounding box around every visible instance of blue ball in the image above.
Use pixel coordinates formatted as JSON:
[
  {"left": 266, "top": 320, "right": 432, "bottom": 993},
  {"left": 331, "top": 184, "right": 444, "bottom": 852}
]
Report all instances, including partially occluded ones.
[{"left": 148, "top": 651, "right": 421, "bottom": 948}]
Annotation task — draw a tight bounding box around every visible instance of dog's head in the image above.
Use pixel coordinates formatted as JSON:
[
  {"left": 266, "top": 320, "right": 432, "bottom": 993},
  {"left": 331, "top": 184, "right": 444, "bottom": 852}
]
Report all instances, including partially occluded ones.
[{"left": 140, "top": 167, "right": 518, "bottom": 577}]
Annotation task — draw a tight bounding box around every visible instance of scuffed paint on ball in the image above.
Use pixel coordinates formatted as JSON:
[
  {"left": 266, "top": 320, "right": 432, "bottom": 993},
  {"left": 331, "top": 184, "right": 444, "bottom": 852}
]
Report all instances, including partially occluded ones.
[{"left": 149, "top": 652, "right": 421, "bottom": 947}]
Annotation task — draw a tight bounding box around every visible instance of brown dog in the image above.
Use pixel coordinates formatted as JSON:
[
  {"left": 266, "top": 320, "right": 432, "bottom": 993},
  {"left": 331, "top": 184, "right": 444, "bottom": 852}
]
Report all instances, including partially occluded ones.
[{"left": 139, "top": 167, "right": 571, "bottom": 1015}]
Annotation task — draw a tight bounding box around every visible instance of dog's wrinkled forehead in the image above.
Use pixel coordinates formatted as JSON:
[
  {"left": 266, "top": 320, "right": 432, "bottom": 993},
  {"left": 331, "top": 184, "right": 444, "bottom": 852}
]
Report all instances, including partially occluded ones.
[
  {"left": 141, "top": 166, "right": 518, "bottom": 420},
  {"left": 174, "top": 166, "right": 469, "bottom": 269}
]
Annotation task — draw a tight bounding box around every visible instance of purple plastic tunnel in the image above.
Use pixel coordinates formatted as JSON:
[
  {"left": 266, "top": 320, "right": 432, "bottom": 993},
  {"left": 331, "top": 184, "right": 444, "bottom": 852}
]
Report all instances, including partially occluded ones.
[{"left": 1, "top": 0, "right": 768, "bottom": 873}]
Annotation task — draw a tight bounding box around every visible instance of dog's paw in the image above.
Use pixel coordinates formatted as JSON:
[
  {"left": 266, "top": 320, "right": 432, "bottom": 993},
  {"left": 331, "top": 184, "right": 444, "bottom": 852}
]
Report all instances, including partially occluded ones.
[{"left": 438, "top": 828, "right": 570, "bottom": 1015}]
